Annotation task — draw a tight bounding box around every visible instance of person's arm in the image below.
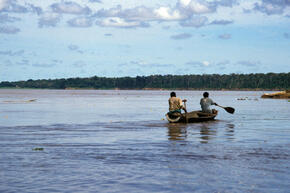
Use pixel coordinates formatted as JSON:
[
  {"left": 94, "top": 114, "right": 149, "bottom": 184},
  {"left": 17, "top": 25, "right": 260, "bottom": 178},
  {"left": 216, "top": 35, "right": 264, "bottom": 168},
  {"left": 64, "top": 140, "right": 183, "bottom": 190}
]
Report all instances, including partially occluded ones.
[
  {"left": 180, "top": 98, "right": 187, "bottom": 113},
  {"left": 182, "top": 106, "right": 187, "bottom": 113},
  {"left": 210, "top": 98, "right": 217, "bottom": 106},
  {"left": 211, "top": 99, "right": 218, "bottom": 106}
]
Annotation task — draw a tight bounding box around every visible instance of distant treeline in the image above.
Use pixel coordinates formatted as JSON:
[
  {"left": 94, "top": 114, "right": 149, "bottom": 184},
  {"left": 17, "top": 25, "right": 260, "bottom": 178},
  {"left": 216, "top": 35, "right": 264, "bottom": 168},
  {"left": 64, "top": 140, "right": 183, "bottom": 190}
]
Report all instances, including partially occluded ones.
[{"left": 1, "top": 73, "right": 289, "bottom": 90}]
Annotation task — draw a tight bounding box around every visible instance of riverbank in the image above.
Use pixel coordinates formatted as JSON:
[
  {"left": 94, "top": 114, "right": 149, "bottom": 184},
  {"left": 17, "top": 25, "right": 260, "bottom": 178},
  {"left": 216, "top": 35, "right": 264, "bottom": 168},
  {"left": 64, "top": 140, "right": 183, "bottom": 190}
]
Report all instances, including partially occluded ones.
[
  {"left": 0, "top": 87, "right": 286, "bottom": 91},
  {"left": 1, "top": 73, "right": 289, "bottom": 91}
]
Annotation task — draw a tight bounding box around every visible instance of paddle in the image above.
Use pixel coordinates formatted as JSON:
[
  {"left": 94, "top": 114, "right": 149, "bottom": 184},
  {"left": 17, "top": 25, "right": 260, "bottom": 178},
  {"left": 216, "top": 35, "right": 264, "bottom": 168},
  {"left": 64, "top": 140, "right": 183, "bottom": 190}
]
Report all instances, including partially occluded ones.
[
  {"left": 183, "top": 100, "right": 188, "bottom": 123},
  {"left": 215, "top": 104, "right": 235, "bottom": 114}
]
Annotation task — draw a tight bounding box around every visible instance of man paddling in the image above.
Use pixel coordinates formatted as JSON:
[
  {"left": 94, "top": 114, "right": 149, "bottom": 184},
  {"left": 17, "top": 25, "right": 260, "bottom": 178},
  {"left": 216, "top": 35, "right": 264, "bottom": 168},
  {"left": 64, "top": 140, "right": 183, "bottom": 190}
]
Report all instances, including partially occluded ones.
[
  {"left": 168, "top": 92, "right": 187, "bottom": 114},
  {"left": 200, "top": 92, "right": 218, "bottom": 114}
]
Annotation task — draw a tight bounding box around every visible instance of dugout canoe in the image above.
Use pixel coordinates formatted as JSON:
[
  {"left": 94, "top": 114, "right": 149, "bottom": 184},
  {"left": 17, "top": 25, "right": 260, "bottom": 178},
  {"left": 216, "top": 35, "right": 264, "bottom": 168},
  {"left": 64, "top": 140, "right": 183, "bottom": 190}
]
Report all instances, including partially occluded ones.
[{"left": 166, "top": 111, "right": 218, "bottom": 123}]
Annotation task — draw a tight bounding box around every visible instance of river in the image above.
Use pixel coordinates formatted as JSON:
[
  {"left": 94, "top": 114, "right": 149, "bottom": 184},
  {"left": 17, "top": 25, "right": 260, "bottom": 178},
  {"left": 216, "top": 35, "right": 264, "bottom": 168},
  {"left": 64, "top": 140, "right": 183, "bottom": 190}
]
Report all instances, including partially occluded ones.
[{"left": 0, "top": 89, "right": 289, "bottom": 192}]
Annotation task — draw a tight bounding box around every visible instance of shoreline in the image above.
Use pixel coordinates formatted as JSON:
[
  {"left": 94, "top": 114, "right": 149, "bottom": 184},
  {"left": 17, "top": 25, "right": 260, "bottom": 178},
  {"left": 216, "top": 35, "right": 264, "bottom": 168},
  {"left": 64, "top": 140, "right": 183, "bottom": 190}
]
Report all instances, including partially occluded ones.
[{"left": 0, "top": 87, "right": 284, "bottom": 91}]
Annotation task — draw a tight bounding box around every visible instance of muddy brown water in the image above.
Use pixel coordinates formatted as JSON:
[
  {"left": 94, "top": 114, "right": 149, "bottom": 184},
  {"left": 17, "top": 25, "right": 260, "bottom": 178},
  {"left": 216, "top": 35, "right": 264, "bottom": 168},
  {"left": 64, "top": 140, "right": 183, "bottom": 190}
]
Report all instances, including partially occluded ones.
[{"left": 0, "top": 89, "right": 289, "bottom": 192}]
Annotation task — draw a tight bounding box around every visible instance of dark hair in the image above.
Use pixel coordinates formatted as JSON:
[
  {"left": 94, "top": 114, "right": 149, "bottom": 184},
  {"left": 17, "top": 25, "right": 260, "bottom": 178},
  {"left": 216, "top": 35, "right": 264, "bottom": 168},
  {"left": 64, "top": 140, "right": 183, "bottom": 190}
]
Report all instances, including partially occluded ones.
[
  {"left": 170, "top": 92, "right": 176, "bottom": 97},
  {"left": 203, "top": 92, "right": 209, "bottom": 98}
]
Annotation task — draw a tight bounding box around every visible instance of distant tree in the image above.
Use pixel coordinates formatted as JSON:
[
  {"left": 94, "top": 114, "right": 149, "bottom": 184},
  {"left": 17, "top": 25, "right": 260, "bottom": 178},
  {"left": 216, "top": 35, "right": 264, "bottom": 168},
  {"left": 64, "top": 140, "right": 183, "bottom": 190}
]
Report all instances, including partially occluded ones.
[{"left": 1, "top": 73, "right": 289, "bottom": 90}]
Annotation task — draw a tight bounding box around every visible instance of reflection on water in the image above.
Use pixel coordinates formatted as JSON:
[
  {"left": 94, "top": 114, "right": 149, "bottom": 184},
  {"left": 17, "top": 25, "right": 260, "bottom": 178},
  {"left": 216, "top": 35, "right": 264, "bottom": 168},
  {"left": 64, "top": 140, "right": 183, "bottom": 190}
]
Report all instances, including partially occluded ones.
[
  {"left": 167, "top": 121, "right": 236, "bottom": 143},
  {"left": 199, "top": 124, "right": 217, "bottom": 143},
  {"left": 225, "top": 123, "right": 235, "bottom": 139},
  {"left": 167, "top": 123, "right": 187, "bottom": 141}
]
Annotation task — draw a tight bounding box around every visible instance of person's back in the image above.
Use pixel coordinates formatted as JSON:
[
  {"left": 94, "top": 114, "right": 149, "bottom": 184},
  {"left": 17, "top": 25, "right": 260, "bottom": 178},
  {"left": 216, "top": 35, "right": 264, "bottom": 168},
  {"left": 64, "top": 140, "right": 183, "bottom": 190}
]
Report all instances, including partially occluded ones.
[
  {"left": 169, "top": 96, "right": 183, "bottom": 111},
  {"left": 168, "top": 92, "right": 187, "bottom": 113},
  {"left": 200, "top": 92, "right": 216, "bottom": 113}
]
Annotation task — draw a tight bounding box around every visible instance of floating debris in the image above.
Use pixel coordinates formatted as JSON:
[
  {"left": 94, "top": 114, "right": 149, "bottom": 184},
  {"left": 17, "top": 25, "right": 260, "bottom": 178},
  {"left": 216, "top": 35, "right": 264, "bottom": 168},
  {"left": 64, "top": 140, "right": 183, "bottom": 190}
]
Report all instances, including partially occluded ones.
[
  {"left": 27, "top": 99, "right": 37, "bottom": 102},
  {"left": 237, "top": 97, "right": 259, "bottom": 101},
  {"left": 33, "top": 148, "right": 44, "bottom": 151},
  {"left": 3, "top": 99, "right": 37, "bottom": 103}
]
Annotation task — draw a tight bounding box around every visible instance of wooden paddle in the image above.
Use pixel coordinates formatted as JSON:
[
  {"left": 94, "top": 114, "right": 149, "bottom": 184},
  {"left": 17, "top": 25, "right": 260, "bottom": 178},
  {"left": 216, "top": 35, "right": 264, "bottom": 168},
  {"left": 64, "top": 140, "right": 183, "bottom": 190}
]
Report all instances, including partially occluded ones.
[
  {"left": 183, "top": 100, "right": 188, "bottom": 123},
  {"left": 216, "top": 104, "right": 235, "bottom": 114}
]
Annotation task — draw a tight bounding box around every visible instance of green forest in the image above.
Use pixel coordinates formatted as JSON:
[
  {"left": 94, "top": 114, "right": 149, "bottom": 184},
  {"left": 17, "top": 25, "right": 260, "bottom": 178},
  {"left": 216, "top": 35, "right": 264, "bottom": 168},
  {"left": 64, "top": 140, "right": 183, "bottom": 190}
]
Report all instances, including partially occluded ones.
[{"left": 0, "top": 73, "right": 289, "bottom": 90}]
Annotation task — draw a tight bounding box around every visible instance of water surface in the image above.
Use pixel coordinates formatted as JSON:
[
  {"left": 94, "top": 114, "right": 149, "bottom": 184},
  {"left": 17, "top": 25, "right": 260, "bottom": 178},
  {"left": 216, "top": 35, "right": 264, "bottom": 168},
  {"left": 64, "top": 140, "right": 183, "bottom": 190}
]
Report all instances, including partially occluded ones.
[{"left": 0, "top": 89, "right": 289, "bottom": 192}]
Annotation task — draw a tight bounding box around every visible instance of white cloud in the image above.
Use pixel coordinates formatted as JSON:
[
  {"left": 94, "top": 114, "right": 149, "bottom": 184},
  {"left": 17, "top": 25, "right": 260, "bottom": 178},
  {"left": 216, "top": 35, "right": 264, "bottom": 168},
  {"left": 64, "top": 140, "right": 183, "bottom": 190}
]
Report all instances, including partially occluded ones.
[
  {"left": 67, "top": 17, "right": 93, "bottom": 27},
  {"left": 1, "top": 1, "right": 28, "bottom": 13},
  {"left": 95, "top": 5, "right": 122, "bottom": 17},
  {"left": 186, "top": 61, "right": 205, "bottom": 67},
  {"left": 96, "top": 17, "right": 149, "bottom": 28},
  {"left": 202, "top": 61, "right": 210, "bottom": 66},
  {"left": 177, "top": 0, "right": 218, "bottom": 16},
  {"left": 27, "top": 3, "right": 42, "bottom": 15},
  {"left": 210, "top": 19, "right": 233, "bottom": 25},
  {"left": 51, "top": 2, "right": 91, "bottom": 15},
  {"left": 93, "top": 0, "right": 237, "bottom": 24},
  {"left": 187, "top": 0, "right": 214, "bottom": 14},
  {"left": 121, "top": 60, "right": 173, "bottom": 68},
  {"left": 1, "top": 0, "right": 287, "bottom": 32},
  {"left": 253, "top": 0, "right": 290, "bottom": 15},
  {"left": 170, "top": 33, "right": 192, "bottom": 40},
  {"left": 130, "top": 60, "right": 147, "bottom": 66},
  {"left": 0, "top": 13, "right": 21, "bottom": 23},
  {"left": 95, "top": 5, "right": 185, "bottom": 21},
  {"left": 38, "top": 12, "right": 61, "bottom": 27},
  {"left": 180, "top": 16, "right": 208, "bottom": 27},
  {"left": 0, "top": 0, "right": 7, "bottom": 11},
  {"left": 154, "top": 6, "right": 185, "bottom": 20},
  {"left": 88, "top": 0, "right": 245, "bottom": 29},
  {"left": 0, "top": 25, "right": 20, "bottom": 34},
  {"left": 89, "top": 0, "right": 102, "bottom": 3},
  {"left": 254, "top": 2, "right": 284, "bottom": 15},
  {"left": 186, "top": 60, "right": 231, "bottom": 68},
  {"left": 120, "top": 6, "right": 156, "bottom": 21},
  {"left": 237, "top": 60, "right": 261, "bottom": 67},
  {"left": 179, "top": 0, "right": 192, "bottom": 7},
  {"left": 130, "top": 60, "right": 173, "bottom": 68}
]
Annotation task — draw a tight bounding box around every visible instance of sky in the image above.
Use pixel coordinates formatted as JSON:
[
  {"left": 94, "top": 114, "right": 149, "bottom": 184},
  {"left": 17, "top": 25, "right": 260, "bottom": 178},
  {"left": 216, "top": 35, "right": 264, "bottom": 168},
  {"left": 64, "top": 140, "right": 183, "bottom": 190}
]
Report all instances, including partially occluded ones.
[{"left": 0, "top": 0, "right": 289, "bottom": 81}]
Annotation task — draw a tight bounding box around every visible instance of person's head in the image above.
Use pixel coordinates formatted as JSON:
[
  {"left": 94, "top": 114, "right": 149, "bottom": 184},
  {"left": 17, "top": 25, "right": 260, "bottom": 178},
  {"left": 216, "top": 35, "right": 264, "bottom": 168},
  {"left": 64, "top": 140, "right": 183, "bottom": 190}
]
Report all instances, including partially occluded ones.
[
  {"left": 203, "top": 92, "right": 209, "bottom": 98},
  {"left": 170, "top": 92, "right": 176, "bottom": 97}
]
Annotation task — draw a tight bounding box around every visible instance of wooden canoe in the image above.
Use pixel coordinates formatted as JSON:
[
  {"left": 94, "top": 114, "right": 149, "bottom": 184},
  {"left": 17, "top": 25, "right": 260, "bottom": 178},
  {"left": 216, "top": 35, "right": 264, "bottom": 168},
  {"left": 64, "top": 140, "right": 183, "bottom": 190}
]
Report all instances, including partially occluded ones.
[{"left": 166, "top": 110, "right": 218, "bottom": 123}]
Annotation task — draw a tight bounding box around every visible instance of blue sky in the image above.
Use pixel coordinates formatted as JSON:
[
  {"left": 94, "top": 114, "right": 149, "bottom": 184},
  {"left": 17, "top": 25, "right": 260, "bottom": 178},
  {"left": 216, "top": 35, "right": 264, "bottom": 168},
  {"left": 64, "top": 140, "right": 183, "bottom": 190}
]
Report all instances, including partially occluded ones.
[{"left": 0, "top": 0, "right": 289, "bottom": 81}]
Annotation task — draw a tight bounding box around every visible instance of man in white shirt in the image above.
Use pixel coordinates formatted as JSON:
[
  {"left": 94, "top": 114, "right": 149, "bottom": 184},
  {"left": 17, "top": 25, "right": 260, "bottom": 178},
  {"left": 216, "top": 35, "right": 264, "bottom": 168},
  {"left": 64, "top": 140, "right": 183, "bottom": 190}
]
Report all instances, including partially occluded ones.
[{"left": 200, "top": 92, "right": 217, "bottom": 113}]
